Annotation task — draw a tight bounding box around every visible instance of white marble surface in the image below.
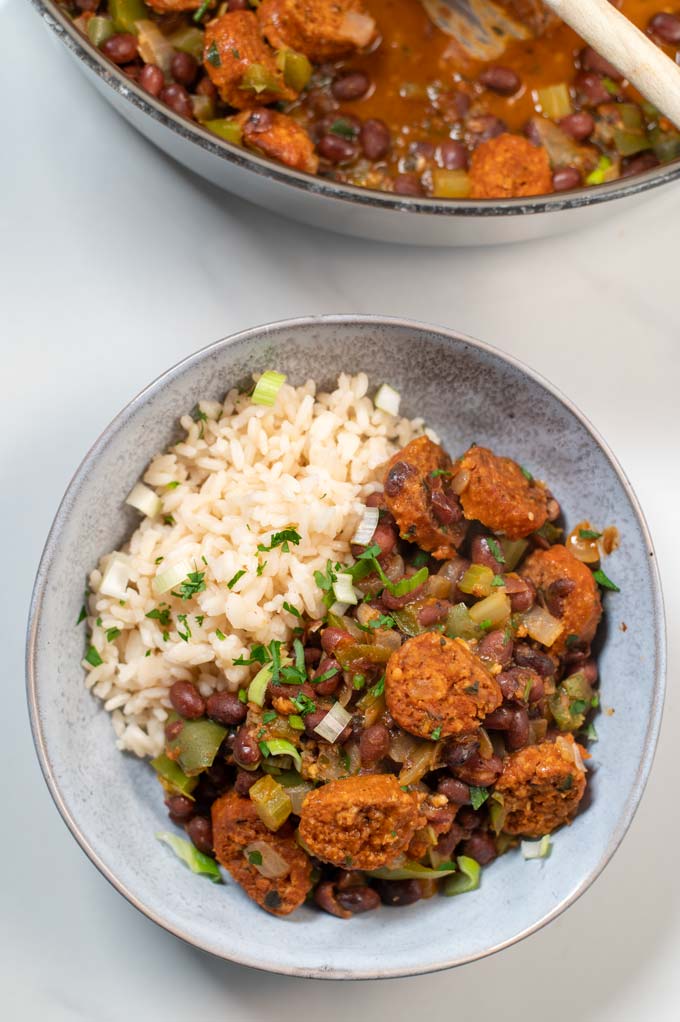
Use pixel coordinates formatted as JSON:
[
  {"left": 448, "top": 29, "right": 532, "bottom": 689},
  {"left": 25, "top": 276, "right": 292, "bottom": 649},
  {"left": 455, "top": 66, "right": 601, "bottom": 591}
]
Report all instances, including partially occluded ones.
[{"left": 3, "top": 3, "right": 679, "bottom": 1019}]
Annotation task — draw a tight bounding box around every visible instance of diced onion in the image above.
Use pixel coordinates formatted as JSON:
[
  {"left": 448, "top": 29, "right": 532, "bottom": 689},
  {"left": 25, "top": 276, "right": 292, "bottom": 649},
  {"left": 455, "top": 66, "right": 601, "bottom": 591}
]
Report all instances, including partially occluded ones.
[
  {"left": 313, "top": 702, "right": 352, "bottom": 743},
  {"left": 523, "top": 604, "right": 564, "bottom": 647},
  {"left": 251, "top": 371, "right": 286, "bottom": 407},
  {"left": 374, "top": 383, "right": 401, "bottom": 416},
  {"left": 536, "top": 83, "right": 572, "bottom": 120},
  {"left": 468, "top": 591, "right": 511, "bottom": 628},
  {"left": 125, "top": 482, "right": 162, "bottom": 518},
  {"left": 153, "top": 558, "right": 192, "bottom": 596},
  {"left": 135, "top": 19, "right": 175, "bottom": 75},
  {"left": 332, "top": 573, "right": 358, "bottom": 606},
  {"left": 351, "top": 505, "right": 379, "bottom": 546},
  {"left": 521, "top": 835, "right": 552, "bottom": 859},
  {"left": 243, "top": 841, "right": 290, "bottom": 879},
  {"left": 100, "top": 554, "right": 130, "bottom": 600},
  {"left": 328, "top": 600, "right": 350, "bottom": 616},
  {"left": 571, "top": 739, "right": 587, "bottom": 773}
]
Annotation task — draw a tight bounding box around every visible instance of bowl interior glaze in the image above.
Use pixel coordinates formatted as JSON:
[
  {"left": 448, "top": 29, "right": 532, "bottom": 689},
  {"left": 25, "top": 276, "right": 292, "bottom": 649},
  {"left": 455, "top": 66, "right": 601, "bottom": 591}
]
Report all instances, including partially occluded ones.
[{"left": 27, "top": 316, "right": 665, "bottom": 978}]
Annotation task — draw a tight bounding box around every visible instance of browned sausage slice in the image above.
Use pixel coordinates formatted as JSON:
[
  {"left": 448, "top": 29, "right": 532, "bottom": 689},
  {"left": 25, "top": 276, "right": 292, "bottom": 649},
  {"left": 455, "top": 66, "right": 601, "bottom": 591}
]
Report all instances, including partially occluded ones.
[
  {"left": 298, "top": 774, "right": 425, "bottom": 869},
  {"left": 203, "top": 11, "right": 296, "bottom": 109},
  {"left": 385, "top": 632, "right": 502, "bottom": 739},
  {"left": 494, "top": 736, "right": 587, "bottom": 837},
  {"left": 522, "top": 544, "right": 602, "bottom": 654},
  {"left": 212, "top": 792, "right": 312, "bottom": 915},
  {"left": 454, "top": 445, "right": 549, "bottom": 538},
  {"left": 258, "top": 0, "right": 377, "bottom": 62}
]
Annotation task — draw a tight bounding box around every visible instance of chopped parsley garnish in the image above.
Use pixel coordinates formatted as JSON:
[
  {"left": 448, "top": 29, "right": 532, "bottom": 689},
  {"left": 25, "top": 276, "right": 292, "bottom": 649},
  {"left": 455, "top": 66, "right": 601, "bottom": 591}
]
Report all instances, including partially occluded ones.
[
  {"left": 464, "top": 682, "right": 479, "bottom": 695},
  {"left": 96, "top": 617, "right": 102, "bottom": 626},
  {"left": 565, "top": 633, "right": 580, "bottom": 648},
  {"left": 262, "top": 711, "right": 277, "bottom": 724},
  {"left": 192, "top": 0, "right": 210, "bottom": 22},
  {"left": 369, "top": 675, "right": 385, "bottom": 698},
  {"left": 431, "top": 726, "right": 442, "bottom": 741},
  {"left": 486, "top": 537, "right": 505, "bottom": 564},
  {"left": 340, "top": 749, "right": 351, "bottom": 771},
  {"left": 166, "top": 481, "right": 180, "bottom": 490},
  {"left": 155, "top": 556, "right": 164, "bottom": 565},
  {"left": 591, "top": 693, "right": 600, "bottom": 708},
  {"left": 76, "top": 605, "right": 87, "bottom": 625},
  {"left": 176, "top": 614, "right": 191, "bottom": 642},
  {"left": 85, "top": 646, "right": 103, "bottom": 667},
  {"left": 248, "top": 850, "right": 263, "bottom": 865},
  {"left": 163, "top": 515, "right": 176, "bottom": 526},
  {"left": 193, "top": 405, "right": 208, "bottom": 423},
  {"left": 520, "top": 466, "right": 533, "bottom": 482},
  {"left": 227, "top": 569, "right": 246, "bottom": 590},
  {"left": 280, "top": 638, "right": 307, "bottom": 685},
  {"left": 469, "top": 786, "right": 489, "bottom": 810},
  {"left": 353, "top": 543, "right": 429, "bottom": 598},
  {"left": 172, "top": 570, "right": 207, "bottom": 600},
  {"left": 231, "top": 47, "right": 240, "bottom": 59},
  {"left": 329, "top": 118, "right": 357, "bottom": 138},
  {"left": 162, "top": 630, "right": 170, "bottom": 642},
  {"left": 106, "top": 627, "right": 121, "bottom": 642},
  {"left": 478, "top": 618, "right": 493, "bottom": 631},
  {"left": 215, "top": 629, "right": 226, "bottom": 641},
  {"left": 259, "top": 741, "right": 270, "bottom": 758},
  {"left": 491, "top": 575, "right": 505, "bottom": 587},
  {"left": 238, "top": 688, "right": 247, "bottom": 703},
  {"left": 579, "top": 528, "right": 602, "bottom": 540},
  {"left": 429, "top": 468, "right": 452, "bottom": 479},
  {"left": 256, "top": 561, "right": 266, "bottom": 576},
  {"left": 570, "top": 699, "right": 589, "bottom": 716},
  {"left": 558, "top": 774, "right": 574, "bottom": 791},
  {"left": 593, "top": 569, "right": 620, "bottom": 592},
  {"left": 257, "top": 528, "right": 301, "bottom": 553},
  {"left": 146, "top": 606, "right": 172, "bottom": 627},
  {"left": 233, "top": 644, "right": 268, "bottom": 666},
  {"left": 282, "top": 601, "right": 301, "bottom": 618},
  {"left": 292, "top": 692, "right": 316, "bottom": 716},
  {"left": 411, "top": 550, "right": 430, "bottom": 568},
  {"left": 356, "top": 613, "right": 395, "bottom": 632},
  {"left": 584, "top": 722, "right": 599, "bottom": 742},
  {"left": 195, "top": 615, "right": 204, "bottom": 626},
  {"left": 145, "top": 650, "right": 151, "bottom": 657}
]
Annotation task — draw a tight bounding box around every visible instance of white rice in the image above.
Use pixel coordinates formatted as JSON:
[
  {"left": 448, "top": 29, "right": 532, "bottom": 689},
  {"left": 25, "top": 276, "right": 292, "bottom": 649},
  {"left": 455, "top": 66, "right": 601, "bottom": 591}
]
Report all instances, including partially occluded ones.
[{"left": 84, "top": 373, "right": 433, "bottom": 758}]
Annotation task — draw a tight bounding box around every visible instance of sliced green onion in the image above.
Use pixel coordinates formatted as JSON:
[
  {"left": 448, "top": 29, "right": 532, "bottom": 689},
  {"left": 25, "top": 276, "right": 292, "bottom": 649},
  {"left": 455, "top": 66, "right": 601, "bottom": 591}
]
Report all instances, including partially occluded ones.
[
  {"left": 243, "top": 840, "right": 290, "bottom": 879},
  {"left": 100, "top": 553, "right": 131, "bottom": 600},
  {"left": 251, "top": 371, "right": 286, "bottom": 407},
  {"left": 521, "top": 835, "right": 552, "bottom": 859},
  {"left": 166, "top": 719, "right": 227, "bottom": 776},
  {"left": 153, "top": 559, "right": 192, "bottom": 596},
  {"left": 369, "top": 861, "right": 457, "bottom": 880},
  {"left": 135, "top": 19, "right": 175, "bottom": 75},
  {"left": 240, "top": 62, "right": 283, "bottom": 95},
  {"left": 328, "top": 600, "right": 351, "bottom": 616},
  {"left": 374, "top": 383, "right": 401, "bottom": 416},
  {"left": 262, "top": 739, "right": 302, "bottom": 772},
  {"left": 469, "top": 785, "right": 489, "bottom": 810},
  {"left": 247, "top": 663, "right": 273, "bottom": 706},
  {"left": 387, "top": 566, "right": 428, "bottom": 598},
  {"left": 499, "top": 538, "right": 528, "bottom": 571},
  {"left": 169, "top": 25, "right": 206, "bottom": 60},
  {"left": 151, "top": 753, "right": 198, "bottom": 798},
  {"left": 443, "top": 855, "right": 480, "bottom": 896},
  {"left": 87, "top": 16, "right": 115, "bottom": 47},
  {"left": 108, "top": 0, "right": 148, "bottom": 34},
  {"left": 313, "top": 702, "right": 352, "bottom": 743},
  {"left": 351, "top": 505, "right": 379, "bottom": 546},
  {"left": 125, "top": 481, "right": 162, "bottom": 517},
  {"left": 156, "top": 831, "right": 222, "bottom": 882},
  {"left": 332, "top": 572, "right": 358, "bottom": 607}
]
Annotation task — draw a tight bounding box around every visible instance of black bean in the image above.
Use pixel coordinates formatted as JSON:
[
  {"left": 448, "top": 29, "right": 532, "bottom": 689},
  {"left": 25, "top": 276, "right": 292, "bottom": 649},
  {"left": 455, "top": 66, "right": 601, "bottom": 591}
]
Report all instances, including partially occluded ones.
[
  {"left": 385, "top": 460, "right": 413, "bottom": 496},
  {"left": 648, "top": 12, "right": 680, "bottom": 44},
  {"left": 559, "top": 111, "right": 595, "bottom": 141},
  {"left": 506, "top": 707, "right": 530, "bottom": 750},
  {"left": 544, "top": 577, "right": 576, "bottom": 617},
  {"left": 503, "top": 574, "right": 536, "bottom": 613},
  {"left": 483, "top": 706, "right": 515, "bottom": 730},
  {"left": 336, "top": 886, "right": 381, "bottom": 914},
  {"left": 332, "top": 71, "right": 371, "bottom": 101},
  {"left": 467, "top": 114, "right": 506, "bottom": 144},
  {"left": 165, "top": 795, "right": 194, "bottom": 821},
  {"left": 461, "top": 831, "right": 497, "bottom": 865},
  {"left": 470, "top": 534, "right": 504, "bottom": 572},
  {"left": 234, "top": 769, "right": 260, "bottom": 796},
  {"left": 101, "top": 33, "right": 138, "bottom": 65},
  {"left": 553, "top": 167, "right": 582, "bottom": 192},
  {"left": 371, "top": 521, "right": 398, "bottom": 556},
  {"left": 443, "top": 734, "right": 479, "bottom": 768},
  {"left": 621, "top": 152, "right": 659, "bottom": 177},
  {"left": 580, "top": 46, "right": 623, "bottom": 82},
  {"left": 437, "top": 777, "right": 471, "bottom": 804},
  {"left": 317, "top": 133, "right": 358, "bottom": 163},
  {"left": 233, "top": 727, "right": 261, "bottom": 767},
  {"left": 375, "top": 879, "right": 422, "bottom": 907},
  {"left": 206, "top": 690, "right": 247, "bottom": 725},
  {"left": 514, "top": 644, "right": 555, "bottom": 676},
  {"left": 186, "top": 816, "right": 213, "bottom": 855},
  {"left": 170, "top": 680, "right": 205, "bottom": 720},
  {"left": 575, "top": 71, "right": 611, "bottom": 106},
  {"left": 477, "top": 628, "right": 513, "bottom": 667},
  {"left": 479, "top": 66, "right": 521, "bottom": 95},
  {"left": 417, "top": 600, "right": 450, "bottom": 627},
  {"left": 437, "top": 139, "right": 468, "bottom": 170},
  {"left": 359, "top": 724, "right": 391, "bottom": 765},
  {"left": 453, "top": 752, "right": 503, "bottom": 787},
  {"left": 171, "top": 51, "right": 198, "bottom": 87}
]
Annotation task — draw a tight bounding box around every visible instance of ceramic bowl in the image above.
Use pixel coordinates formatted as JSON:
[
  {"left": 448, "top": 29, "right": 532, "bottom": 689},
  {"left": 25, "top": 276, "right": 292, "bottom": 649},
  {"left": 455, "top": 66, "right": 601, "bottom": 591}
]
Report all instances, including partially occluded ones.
[{"left": 26, "top": 315, "right": 665, "bottom": 978}]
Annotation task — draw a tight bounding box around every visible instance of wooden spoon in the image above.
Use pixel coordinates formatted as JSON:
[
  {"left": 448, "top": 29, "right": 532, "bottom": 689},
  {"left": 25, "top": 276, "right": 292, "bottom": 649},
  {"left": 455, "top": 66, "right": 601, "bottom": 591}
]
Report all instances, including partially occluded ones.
[{"left": 422, "top": 0, "right": 680, "bottom": 125}]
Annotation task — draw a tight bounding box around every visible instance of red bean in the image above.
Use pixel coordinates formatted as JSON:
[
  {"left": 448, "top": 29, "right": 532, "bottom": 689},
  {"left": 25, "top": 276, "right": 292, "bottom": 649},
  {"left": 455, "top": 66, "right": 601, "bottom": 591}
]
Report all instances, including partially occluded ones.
[
  {"left": 332, "top": 71, "right": 371, "bottom": 101},
  {"left": 467, "top": 114, "right": 506, "bottom": 144},
  {"left": 544, "top": 577, "right": 576, "bottom": 618},
  {"left": 553, "top": 167, "right": 582, "bottom": 191},
  {"left": 506, "top": 707, "right": 530, "bottom": 750},
  {"left": 234, "top": 769, "right": 260, "bottom": 796},
  {"left": 443, "top": 734, "right": 479, "bottom": 768},
  {"left": 365, "top": 491, "right": 386, "bottom": 509},
  {"left": 321, "top": 628, "right": 352, "bottom": 654},
  {"left": 479, "top": 66, "right": 521, "bottom": 95},
  {"left": 101, "top": 33, "right": 138, "bottom": 65},
  {"left": 435, "top": 823, "right": 466, "bottom": 857},
  {"left": 430, "top": 488, "right": 463, "bottom": 527},
  {"left": 453, "top": 752, "right": 503, "bottom": 787},
  {"left": 206, "top": 690, "right": 247, "bottom": 725},
  {"left": 437, "top": 139, "right": 468, "bottom": 170},
  {"left": 196, "top": 75, "right": 218, "bottom": 100},
  {"left": 336, "top": 886, "right": 381, "bottom": 914},
  {"left": 186, "top": 816, "right": 213, "bottom": 855},
  {"left": 575, "top": 71, "right": 612, "bottom": 106},
  {"left": 360, "top": 118, "right": 391, "bottom": 160},
  {"left": 303, "top": 709, "right": 329, "bottom": 738},
  {"left": 233, "top": 727, "right": 261, "bottom": 767},
  {"left": 160, "top": 83, "right": 193, "bottom": 119},
  {"left": 559, "top": 111, "right": 595, "bottom": 141},
  {"left": 461, "top": 832, "right": 497, "bottom": 865},
  {"left": 514, "top": 644, "right": 555, "bottom": 677},
  {"left": 139, "top": 63, "right": 164, "bottom": 97},
  {"left": 75, "top": 0, "right": 98, "bottom": 9},
  {"left": 170, "top": 680, "right": 205, "bottom": 720},
  {"left": 375, "top": 879, "right": 422, "bottom": 906},
  {"left": 456, "top": 807, "right": 481, "bottom": 831},
  {"left": 318, "top": 133, "right": 358, "bottom": 163},
  {"left": 437, "top": 777, "right": 471, "bottom": 804},
  {"left": 227, "top": 0, "right": 249, "bottom": 9},
  {"left": 470, "top": 534, "right": 504, "bottom": 572},
  {"left": 580, "top": 46, "right": 623, "bottom": 82},
  {"left": 484, "top": 706, "right": 515, "bottom": 730},
  {"left": 648, "top": 12, "right": 680, "bottom": 44},
  {"left": 313, "top": 657, "right": 341, "bottom": 696},
  {"left": 621, "top": 152, "right": 659, "bottom": 177},
  {"left": 171, "top": 51, "right": 198, "bottom": 87},
  {"left": 372, "top": 521, "right": 398, "bottom": 556},
  {"left": 165, "top": 795, "right": 194, "bottom": 821},
  {"left": 477, "top": 628, "right": 513, "bottom": 667},
  {"left": 417, "top": 600, "right": 450, "bottom": 627},
  {"left": 359, "top": 724, "right": 391, "bottom": 765},
  {"left": 393, "top": 173, "right": 424, "bottom": 196},
  {"left": 503, "top": 575, "right": 536, "bottom": 613}
]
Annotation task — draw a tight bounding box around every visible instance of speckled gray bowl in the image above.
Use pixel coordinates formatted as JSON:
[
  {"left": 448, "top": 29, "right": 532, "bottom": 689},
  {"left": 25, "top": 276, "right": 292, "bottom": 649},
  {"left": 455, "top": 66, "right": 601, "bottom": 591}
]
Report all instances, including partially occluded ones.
[{"left": 27, "top": 315, "right": 665, "bottom": 979}]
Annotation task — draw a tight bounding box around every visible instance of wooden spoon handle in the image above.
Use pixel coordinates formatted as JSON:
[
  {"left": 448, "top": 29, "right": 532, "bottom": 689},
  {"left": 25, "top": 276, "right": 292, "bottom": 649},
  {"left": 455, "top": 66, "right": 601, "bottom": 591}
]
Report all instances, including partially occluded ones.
[{"left": 545, "top": 0, "right": 680, "bottom": 125}]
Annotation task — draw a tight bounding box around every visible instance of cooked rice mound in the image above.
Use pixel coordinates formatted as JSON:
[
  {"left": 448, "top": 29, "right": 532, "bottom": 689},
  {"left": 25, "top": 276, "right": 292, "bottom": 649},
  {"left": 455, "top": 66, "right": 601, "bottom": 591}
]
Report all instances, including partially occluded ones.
[{"left": 83, "top": 374, "right": 430, "bottom": 757}]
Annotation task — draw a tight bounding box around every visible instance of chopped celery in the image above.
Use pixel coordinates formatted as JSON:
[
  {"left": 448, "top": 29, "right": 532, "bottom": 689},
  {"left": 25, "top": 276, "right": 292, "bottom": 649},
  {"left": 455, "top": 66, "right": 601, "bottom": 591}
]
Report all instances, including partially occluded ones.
[
  {"left": 109, "top": 0, "right": 148, "bottom": 34},
  {"left": 444, "top": 855, "right": 480, "bottom": 896},
  {"left": 619, "top": 104, "right": 644, "bottom": 132},
  {"left": 249, "top": 774, "right": 293, "bottom": 831},
  {"left": 458, "top": 564, "right": 494, "bottom": 597},
  {"left": 156, "top": 831, "right": 222, "bottom": 882},
  {"left": 613, "top": 128, "right": 650, "bottom": 157},
  {"left": 548, "top": 670, "right": 594, "bottom": 731},
  {"left": 468, "top": 591, "right": 511, "bottom": 628},
  {"left": 445, "top": 603, "right": 482, "bottom": 641},
  {"left": 87, "top": 16, "right": 115, "bottom": 48},
  {"left": 166, "top": 718, "right": 227, "bottom": 775},
  {"left": 431, "top": 169, "right": 471, "bottom": 199},
  {"left": 649, "top": 127, "right": 680, "bottom": 162},
  {"left": 488, "top": 793, "right": 506, "bottom": 835},
  {"left": 537, "top": 83, "right": 572, "bottom": 120},
  {"left": 335, "top": 643, "right": 391, "bottom": 669},
  {"left": 240, "top": 63, "right": 283, "bottom": 95},
  {"left": 499, "top": 538, "right": 528, "bottom": 571},
  {"left": 277, "top": 49, "right": 312, "bottom": 92},
  {"left": 368, "top": 861, "right": 457, "bottom": 880},
  {"left": 204, "top": 118, "right": 244, "bottom": 146},
  {"left": 151, "top": 753, "right": 198, "bottom": 797},
  {"left": 192, "top": 95, "right": 215, "bottom": 123},
  {"left": 167, "top": 26, "right": 205, "bottom": 61}
]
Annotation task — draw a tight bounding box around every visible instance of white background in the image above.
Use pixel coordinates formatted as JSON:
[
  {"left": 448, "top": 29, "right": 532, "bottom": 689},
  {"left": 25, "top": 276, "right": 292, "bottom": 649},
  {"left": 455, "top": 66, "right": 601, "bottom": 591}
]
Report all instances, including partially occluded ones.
[{"left": 3, "top": 3, "right": 679, "bottom": 1019}]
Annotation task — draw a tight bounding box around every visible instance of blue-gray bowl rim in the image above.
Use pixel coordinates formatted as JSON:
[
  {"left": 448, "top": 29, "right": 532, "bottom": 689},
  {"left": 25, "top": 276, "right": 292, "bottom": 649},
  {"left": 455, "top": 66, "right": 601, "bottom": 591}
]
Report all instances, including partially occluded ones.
[{"left": 25, "top": 314, "right": 666, "bottom": 978}]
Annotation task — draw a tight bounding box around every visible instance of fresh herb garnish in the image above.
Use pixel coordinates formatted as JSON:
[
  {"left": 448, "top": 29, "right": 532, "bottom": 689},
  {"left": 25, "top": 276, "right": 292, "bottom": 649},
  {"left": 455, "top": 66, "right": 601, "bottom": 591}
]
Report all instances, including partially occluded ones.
[
  {"left": 106, "top": 627, "right": 121, "bottom": 642},
  {"left": 313, "top": 664, "right": 340, "bottom": 685},
  {"left": 584, "top": 722, "right": 599, "bottom": 742},
  {"left": 262, "top": 711, "right": 277, "bottom": 724},
  {"left": 429, "top": 468, "right": 452, "bottom": 479},
  {"left": 486, "top": 537, "right": 505, "bottom": 564},
  {"left": 282, "top": 601, "right": 301, "bottom": 618},
  {"left": 215, "top": 629, "right": 226, "bottom": 641},
  {"left": 195, "top": 615, "right": 205, "bottom": 626},
  {"left": 369, "top": 675, "right": 385, "bottom": 698},
  {"left": 288, "top": 714, "right": 305, "bottom": 730},
  {"left": 176, "top": 614, "right": 191, "bottom": 642},
  {"left": 579, "top": 528, "right": 602, "bottom": 540},
  {"left": 166, "top": 481, "right": 180, "bottom": 490},
  {"left": 329, "top": 118, "right": 357, "bottom": 138},
  {"left": 520, "top": 466, "right": 533, "bottom": 482},
  {"left": 356, "top": 613, "right": 395, "bottom": 632},
  {"left": 292, "top": 692, "right": 316, "bottom": 716},
  {"left": 163, "top": 515, "right": 176, "bottom": 526},
  {"left": 233, "top": 644, "right": 268, "bottom": 666},
  {"left": 231, "top": 47, "right": 240, "bottom": 59},
  {"left": 256, "top": 561, "right": 266, "bottom": 576},
  {"left": 570, "top": 699, "right": 589, "bottom": 716},
  {"left": 412, "top": 550, "right": 430, "bottom": 568},
  {"left": 248, "top": 850, "right": 263, "bottom": 865},
  {"left": 172, "top": 570, "right": 207, "bottom": 600},
  {"left": 206, "top": 42, "right": 221, "bottom": 66},
  {"left": 146, "top": 606, "right": 172, "bottom": 627},
  {"left": 238, "top": 688, "right": 247, "bottom": 703},
  {"left": 491, "top": 574, "right": 505, "bottom": 587},
  {"left": 257, "top": 528, "right": 301, "bottom": 553},
  {"left": 431, "top": 726, "right": 442, "bottom": 741},
  {"left": 76, "top": 605, "right": 87, "bottom": 625},
  {"left": 558, "top": 774, "right": 574, "bottom": 791},
  {"left": 85, "top": 646, "right": 103, "bottom": 667},
  {"left": 593, "top": 569, "right": 620, "bottom": 592},
  {"left": 469, "top": 786, "right": 489, "bottom": 810},
  {"left": 227, "top": 569, "right": 246, "bottom": 590},
  {"left": 155, "top": 556, "right": 164, "bottom": 565},
  {"left": 192, "top": 0, "right": 210, "bottom": 21}
]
